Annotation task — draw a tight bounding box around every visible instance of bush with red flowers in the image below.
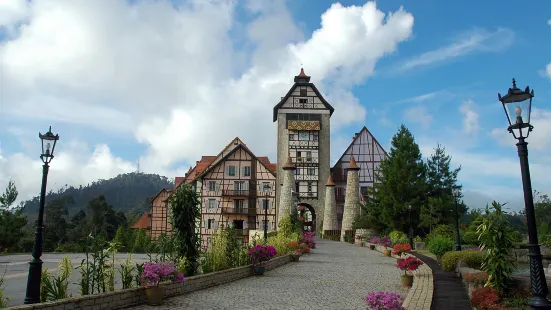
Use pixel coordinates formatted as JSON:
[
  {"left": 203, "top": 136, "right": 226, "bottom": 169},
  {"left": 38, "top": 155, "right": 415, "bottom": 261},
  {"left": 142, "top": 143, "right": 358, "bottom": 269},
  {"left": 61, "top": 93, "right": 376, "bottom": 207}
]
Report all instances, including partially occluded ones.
[
  {"left": 392, "top": 243, "right": 412, "bottom": 257},
  {"left": 396, "top": 256, "right": 423, "bottom": 275}
]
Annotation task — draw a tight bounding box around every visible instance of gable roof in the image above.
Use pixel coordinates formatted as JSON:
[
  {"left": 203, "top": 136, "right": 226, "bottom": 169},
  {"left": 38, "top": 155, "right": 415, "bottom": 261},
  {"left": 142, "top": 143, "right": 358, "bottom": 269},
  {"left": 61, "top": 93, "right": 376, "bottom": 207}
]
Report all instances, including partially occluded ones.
[
  {"left": 272, "top": 70, "right": 335, "bottom": 122},
  {"left": 151, "top": 188, "right": 171, "bottom": 202},
  {"left": 195, "top": 142, "right": 276, "bottom": 180},
  {"left": 332, "top": 126, "right": 388, "bottom": 169},
  {"left": 130, "top": 212, "right": 151, "bottom": 229}
]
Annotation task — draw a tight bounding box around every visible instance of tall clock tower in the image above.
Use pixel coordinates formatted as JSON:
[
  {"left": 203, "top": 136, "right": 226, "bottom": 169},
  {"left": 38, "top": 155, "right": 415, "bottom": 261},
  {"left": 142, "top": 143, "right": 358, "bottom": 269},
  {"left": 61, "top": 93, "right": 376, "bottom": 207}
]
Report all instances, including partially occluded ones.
[{"left": 273, "top": 69, "right": 334, "bottom": 232}]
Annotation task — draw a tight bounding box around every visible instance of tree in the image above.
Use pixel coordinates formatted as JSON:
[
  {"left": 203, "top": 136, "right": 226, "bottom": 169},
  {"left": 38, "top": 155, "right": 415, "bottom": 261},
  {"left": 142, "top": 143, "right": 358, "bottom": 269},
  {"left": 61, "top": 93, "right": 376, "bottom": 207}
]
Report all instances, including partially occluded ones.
[
  {"left": 170, "top": 183, "right": 201, "bottom": 276},
  {"left": 423, "top": 143, "right": 464, "bottom": 231},
  {"left": 44, "top": 195, "right": 74, "bottom": 251},
  {"left": 0, "top": 180, "right": 28, "bottom": 251},
  {"left": 370, "top": 124, "right": 427, "bottom": 232},
  {"left": 534, "top": 191, "right": 551, "bottom": 235}
]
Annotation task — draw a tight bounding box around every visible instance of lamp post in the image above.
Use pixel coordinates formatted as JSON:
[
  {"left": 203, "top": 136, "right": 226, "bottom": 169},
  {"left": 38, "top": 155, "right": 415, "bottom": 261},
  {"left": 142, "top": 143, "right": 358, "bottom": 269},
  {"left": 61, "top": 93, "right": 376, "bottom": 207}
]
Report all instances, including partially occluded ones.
[
  {"left": 263, "top": 184, "right": 271, "bottom": 243},
  {"left": 498, "top": 79, "right": 551, "bottom": 309},
  {"left": 24, "top": 126, "right": 59, "bottom": 304},
  {"left": 408, "top": 205, "right": 413, "bottom": 249},
  {"left": 452, "top": 186, "right": 462, "bottom": 251}
]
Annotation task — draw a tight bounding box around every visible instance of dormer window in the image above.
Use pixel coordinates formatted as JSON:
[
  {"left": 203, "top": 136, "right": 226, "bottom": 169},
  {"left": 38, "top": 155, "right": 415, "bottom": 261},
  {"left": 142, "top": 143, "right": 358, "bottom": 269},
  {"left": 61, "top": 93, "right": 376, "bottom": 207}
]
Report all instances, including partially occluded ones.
[{"left": 299, "top": 99, "right": 307, "bottom": 104}]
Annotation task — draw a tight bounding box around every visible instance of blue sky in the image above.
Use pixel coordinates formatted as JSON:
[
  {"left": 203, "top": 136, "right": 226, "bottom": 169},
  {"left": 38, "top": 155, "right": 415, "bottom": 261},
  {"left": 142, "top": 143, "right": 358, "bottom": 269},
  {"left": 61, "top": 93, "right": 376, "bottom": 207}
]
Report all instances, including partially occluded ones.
[{"left": 0, "top": 0, "right": 550, "bottom": 211}]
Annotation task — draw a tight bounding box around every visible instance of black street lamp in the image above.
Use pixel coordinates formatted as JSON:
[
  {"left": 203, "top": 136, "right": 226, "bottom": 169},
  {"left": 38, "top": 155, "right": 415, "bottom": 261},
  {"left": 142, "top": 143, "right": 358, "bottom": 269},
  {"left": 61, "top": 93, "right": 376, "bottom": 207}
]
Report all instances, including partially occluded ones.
[
  {"left": 498, "top": 79, "right": 551, "bottom": 309},
  {"left": 263, "top": 184, "right": 271, "bottom": 243},
  {"left": 408, "top": 205, "right": 413, "bottom": 249},
  {"left": 452, "top": 186, "right": 462, "bottom": 251},
  {"left": 24, "top": 126, "right": 59, "bottom": 304}
]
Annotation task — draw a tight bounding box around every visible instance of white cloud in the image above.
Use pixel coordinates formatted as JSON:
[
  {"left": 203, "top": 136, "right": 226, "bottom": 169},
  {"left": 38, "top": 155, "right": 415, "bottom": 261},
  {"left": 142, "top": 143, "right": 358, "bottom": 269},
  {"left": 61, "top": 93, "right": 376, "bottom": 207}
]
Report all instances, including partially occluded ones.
[
  {"left": 403, "top": 105, "right": 432, "bottom": 128},
  {"left": 459, "top": 99, "right": 479, "bottom": 134},
  {"left": 397, "top": 27, "right": 514, "bottom": 72},
  {"left": 548, "top": 19, "right": 551, "bottom": 26},
  {"left": 0, "top": 0, "right": 415, "bottom": 202},
  {"left": 545, "top": 62, "right": 551, "bottom": 80}
]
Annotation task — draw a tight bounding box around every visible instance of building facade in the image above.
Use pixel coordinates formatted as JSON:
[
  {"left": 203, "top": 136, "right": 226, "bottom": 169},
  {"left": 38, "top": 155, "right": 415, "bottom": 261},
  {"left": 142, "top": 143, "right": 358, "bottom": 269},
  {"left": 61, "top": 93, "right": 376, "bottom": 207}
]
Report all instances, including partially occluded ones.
[
  {"left": 273, "top": 69, "right": 334, "bottom": 231},
  {"left": 331, "top": 127, "right": 388, "bottom": 229},
  {"left": 150, "top": 138, "right": 277, "bottom": 248}
]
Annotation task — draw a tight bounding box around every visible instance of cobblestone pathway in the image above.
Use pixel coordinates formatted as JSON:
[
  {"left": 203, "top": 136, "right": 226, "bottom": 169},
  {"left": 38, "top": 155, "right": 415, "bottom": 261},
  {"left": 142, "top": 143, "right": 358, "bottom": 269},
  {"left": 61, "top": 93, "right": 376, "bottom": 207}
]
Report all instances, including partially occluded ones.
[{"left": 129, "top": 238, "right": 406, "bottom": 310}]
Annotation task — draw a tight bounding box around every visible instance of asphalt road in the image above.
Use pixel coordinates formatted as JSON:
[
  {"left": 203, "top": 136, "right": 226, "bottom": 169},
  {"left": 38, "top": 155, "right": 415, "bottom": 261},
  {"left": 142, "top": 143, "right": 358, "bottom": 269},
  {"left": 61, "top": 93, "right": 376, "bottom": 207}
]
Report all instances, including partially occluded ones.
[{"left": 0, "top": 253, "right": 153, "bottom": 307}]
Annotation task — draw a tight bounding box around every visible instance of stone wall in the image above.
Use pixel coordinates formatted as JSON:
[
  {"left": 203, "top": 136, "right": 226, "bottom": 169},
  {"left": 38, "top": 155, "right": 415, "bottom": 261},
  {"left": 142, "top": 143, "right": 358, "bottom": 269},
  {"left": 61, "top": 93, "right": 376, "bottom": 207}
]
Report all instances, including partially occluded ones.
[{"left": 8, "top": 255, "right": 291, "bottom": 310}]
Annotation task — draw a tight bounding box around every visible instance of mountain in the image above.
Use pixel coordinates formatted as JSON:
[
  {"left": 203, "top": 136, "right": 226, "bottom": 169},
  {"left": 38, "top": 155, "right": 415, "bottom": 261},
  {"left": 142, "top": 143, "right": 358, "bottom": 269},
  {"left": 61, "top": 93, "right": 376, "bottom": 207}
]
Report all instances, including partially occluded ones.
[{"left": 21, "top": 172, "right": 173, "bottom": 215}]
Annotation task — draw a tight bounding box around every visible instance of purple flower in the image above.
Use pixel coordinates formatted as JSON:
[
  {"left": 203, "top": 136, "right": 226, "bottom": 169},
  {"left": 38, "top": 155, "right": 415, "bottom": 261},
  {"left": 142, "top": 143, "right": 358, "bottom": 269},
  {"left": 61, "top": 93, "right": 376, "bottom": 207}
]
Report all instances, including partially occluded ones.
[
  {"left": 139, "top": 262, "right": 185, "bottom": 287},
  {"left": 247, "top": 245, "right": 277, "bottom": 266},
  {"left": 365, "top": 291, "right": 405, "bottom": 310},
  {"left": 300, "top": 232, "right": 316, "bottom": 249}
]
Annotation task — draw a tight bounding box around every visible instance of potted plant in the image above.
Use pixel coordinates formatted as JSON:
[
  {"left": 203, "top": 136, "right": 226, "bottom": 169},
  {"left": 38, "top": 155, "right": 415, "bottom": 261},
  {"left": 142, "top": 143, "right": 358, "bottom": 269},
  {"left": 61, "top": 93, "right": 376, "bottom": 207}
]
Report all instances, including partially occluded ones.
[
  {"left": 248, "top": 245, "right": 277, "bottom": 275},
  {"left": 396, "top": 256, "right": 424, "bottom": 287},
  {"left": 140, "top": 262, "right": 185, "bottom": 305},
  {"left": 365, "top": 291, "right": 405, "bottom": 310},
  {"left": 380, "top": 236, "right": 392, "bottom": 256},
  {"left": 289, "top": 241, "right": 301, "bottom": 262},
  {"left": 368, "top": 236, "right": 379, "bottom": 250},
  {"left": 392, "top": 243, "right": 412, "bottom": 264}
]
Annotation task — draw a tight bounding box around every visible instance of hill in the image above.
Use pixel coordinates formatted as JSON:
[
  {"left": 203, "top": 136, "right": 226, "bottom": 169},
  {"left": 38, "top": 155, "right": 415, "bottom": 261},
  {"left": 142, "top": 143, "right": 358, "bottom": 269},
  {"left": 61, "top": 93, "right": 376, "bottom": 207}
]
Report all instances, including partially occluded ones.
[{"left": 21, "top": 172, "right": 173, "bottom": 215}]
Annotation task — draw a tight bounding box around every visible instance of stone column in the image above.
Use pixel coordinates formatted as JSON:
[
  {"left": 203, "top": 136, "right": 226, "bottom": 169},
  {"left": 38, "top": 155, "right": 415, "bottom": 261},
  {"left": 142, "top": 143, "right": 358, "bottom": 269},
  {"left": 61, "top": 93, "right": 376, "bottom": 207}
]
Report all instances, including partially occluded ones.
[
  {"left": 323, "top": 175, "right": 338, "bottom": 232},
  {"left": 278, "top": 154, "right": 296, "bottom": 225},
  {"left": 340, "top": 155, "right": 361, "bottom": 242}
]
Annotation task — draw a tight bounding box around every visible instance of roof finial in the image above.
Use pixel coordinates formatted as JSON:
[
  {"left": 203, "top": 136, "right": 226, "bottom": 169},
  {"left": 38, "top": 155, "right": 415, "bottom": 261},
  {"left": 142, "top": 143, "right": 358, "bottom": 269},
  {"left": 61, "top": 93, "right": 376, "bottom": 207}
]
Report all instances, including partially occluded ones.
[
  {"left": 512, "top": 78, "right": 517, "bottom": 89},
  {"left": 294, "top": 66, "right": 310, "bottom": 83}
]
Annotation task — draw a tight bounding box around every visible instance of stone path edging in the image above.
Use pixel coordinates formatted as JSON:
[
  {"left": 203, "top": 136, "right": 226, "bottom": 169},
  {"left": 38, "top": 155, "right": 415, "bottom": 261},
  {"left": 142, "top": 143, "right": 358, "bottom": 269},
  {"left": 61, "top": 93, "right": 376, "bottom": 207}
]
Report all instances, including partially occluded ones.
[{"left": 367, "top": 243, "right": 434, "bottom": 310}]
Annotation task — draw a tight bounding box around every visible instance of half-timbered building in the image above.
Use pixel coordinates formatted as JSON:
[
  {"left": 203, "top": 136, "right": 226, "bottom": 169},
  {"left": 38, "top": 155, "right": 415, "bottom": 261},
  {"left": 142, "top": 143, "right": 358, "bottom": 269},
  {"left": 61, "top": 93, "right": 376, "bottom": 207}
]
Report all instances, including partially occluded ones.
[{"left": 331, "top": 126, "right": 388, "bottom": 229}]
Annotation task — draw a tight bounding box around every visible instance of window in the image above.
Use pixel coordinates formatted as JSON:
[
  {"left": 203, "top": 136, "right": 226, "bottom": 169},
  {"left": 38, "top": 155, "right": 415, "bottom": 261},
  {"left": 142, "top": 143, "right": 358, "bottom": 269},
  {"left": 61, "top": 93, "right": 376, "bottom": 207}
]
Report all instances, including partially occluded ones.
[
  {"left": 208, "top": 181, "right": 216, "bottom": 191},
  {"left": 234, "top": 181, "right": 247, "bottom": 191},
  {"left": 207, "top": 199, "right": 216, "bottom": 209},
  {"left": 300, "top": 88, "right": 307, "bottom": 96},
  {"left": 207, "top": 219, "right": 215, "bottom": 229},
  {"left": 287, "top": 114, "right": 321, "bottom": 121},
  {"left": 299, "top": 132, "right": 310, "bottom": 141},
  {"left": 262, "top": 220, "right": 269, "bottom": 230},
  {"left": 313, "top": 132, "right": 319, "bottom": 141},
  {"left": 242, "top": 166, "right": 251, "bottom": 177},
  {"left": 299, "top": 98, "right": 307, "bottom": 104},
  {"left": 360, "top": 187, "right": 368, "bottom": 196},
  {"left": 227, "top": 165, "right": 236, "bottom": 176},
  {"left": 262, "top": 199, "right": 269, "bottom": 210},
  {"left": 262, "top": 182, "right": 271, "bottom": 192},
  {"left": 233, "top": 200, "right": 245, "bottom": 210},
  {"left": 307, "top": 168, "right": 316, "bottom": 176},
  {"left": 307, "top": 182, "right": 313, "bottom": 193}
]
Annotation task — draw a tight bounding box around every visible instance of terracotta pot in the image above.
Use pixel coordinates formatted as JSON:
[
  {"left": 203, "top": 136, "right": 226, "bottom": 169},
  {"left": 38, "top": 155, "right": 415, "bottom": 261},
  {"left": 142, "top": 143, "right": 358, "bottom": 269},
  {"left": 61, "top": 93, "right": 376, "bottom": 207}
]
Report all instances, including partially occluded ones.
[
  {"left": 401, "top": 274, "right": 414, "bottom": 287},
  {"left": 359, "top": 241, "right": 365, "bottom": 247},
  {"left": 290, "top": 253, "right": 300, "bottom": 262},
  {"left": 253, "top": 265, "right": 266, "bottom": 275},
  {"left": 369, "top": 245, "right": 375, "bottom": 250},
  {"left": 397, "top": 257, "right": 405, "bottom": 264},
  {"left": 146, "top": 286, "right": 165, "bottom": 306},
  {"left": 383, "top": 249, "right": 391, "bottom": 257}
]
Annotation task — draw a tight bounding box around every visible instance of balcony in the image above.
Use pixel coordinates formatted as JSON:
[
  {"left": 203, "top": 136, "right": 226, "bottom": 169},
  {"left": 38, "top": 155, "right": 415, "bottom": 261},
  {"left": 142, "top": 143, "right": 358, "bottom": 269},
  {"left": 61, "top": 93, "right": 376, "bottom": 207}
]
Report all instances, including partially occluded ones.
[
  {"left": 222, "top": 189, "right": 255, "bottom": 197},
  {"left": 293, "top": 157, "right": 319, "bottom": 165},
  {"left": 298, "top": 192, "right": 318, "bottom": 198},
  {"left": 220, "top": 207, "right": 256, "bottom": 215}
]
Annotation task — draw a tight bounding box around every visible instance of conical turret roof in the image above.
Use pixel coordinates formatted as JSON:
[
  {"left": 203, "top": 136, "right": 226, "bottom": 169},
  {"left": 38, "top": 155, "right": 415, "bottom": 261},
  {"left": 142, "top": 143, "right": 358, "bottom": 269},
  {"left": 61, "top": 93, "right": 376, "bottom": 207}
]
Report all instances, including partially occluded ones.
[
  {"left": 348, "top": 155, "right": 360, "bottom": 170},
  {"left": 326, "top": 175, "right": 336, "bottom": 187},
  {"left": 282, "top": 153, "right": 296, "bottom": 170}
]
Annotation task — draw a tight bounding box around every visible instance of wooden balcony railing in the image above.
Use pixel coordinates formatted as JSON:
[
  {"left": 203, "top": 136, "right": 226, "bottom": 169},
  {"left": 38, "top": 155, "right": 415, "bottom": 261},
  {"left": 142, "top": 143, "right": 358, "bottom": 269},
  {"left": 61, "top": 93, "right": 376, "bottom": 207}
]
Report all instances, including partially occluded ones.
[
  {"left": 222, "top": 189, "right": 255, "bottom": 197},
  {"left": 220, "top": 207, "right": 256, "bottom": 215}
]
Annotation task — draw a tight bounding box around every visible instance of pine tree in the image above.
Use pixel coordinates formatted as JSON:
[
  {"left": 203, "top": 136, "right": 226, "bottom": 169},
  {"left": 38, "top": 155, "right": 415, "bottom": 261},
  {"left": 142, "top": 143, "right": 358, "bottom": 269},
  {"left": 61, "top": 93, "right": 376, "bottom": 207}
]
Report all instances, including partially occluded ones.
[
  {"left": 423, "top": 143, "right": 463, "bottom": 230},
  {"left": 371, "top": 124, "right": 426, "bottom": 232}
]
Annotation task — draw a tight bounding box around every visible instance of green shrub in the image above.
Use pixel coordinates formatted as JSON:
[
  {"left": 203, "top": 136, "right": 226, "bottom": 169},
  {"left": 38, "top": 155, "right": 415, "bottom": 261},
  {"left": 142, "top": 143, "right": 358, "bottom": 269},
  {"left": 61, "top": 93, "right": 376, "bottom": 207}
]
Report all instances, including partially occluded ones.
[
  {"left": 428, "top": 235, "right": 454, "bottom": 257},
  {"left": 462, "top": 231, "right": 479, "bottom": 246},
  {"left": 427, "top": 225, "right": 454, "bottom": 243},
  {"left": 461, "top": 250, "right": 484, "bottom": 270},
  {"left": 441, "top": 250, "right": 484, "bottom": 272},
  {"left": 389, "top": 231, "right": 408, "bottom": 245}
]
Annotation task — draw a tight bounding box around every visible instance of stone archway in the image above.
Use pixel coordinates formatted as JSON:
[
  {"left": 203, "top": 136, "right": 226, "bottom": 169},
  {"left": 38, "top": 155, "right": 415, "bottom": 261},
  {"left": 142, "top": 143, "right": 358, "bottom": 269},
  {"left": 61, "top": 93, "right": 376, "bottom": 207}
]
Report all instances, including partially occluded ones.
[{"left": 297, "top": 203, "right": 316, "bottom": 232}]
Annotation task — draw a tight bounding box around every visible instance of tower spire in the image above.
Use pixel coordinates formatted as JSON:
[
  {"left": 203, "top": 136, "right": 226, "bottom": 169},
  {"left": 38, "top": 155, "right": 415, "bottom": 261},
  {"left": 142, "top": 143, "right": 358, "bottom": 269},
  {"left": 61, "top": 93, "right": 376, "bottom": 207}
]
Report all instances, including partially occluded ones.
[{"left": 294, "top": 67, "right": 311, "bottom": 83}]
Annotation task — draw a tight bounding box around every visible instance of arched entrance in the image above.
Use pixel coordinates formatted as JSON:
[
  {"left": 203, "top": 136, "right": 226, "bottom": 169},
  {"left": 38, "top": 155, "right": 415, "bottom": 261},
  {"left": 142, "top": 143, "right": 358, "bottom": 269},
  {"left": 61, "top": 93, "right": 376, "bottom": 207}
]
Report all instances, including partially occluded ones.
[{"left": 297, "top": 203, "right": 316, "bottom": 232}]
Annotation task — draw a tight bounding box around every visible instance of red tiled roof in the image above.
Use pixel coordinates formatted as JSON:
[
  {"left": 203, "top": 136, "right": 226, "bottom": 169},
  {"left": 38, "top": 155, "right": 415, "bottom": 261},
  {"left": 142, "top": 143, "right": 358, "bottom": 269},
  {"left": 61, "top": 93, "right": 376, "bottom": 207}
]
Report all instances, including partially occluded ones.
[{"left": 130, "top": 212, "right": 150, "bottom": 229}]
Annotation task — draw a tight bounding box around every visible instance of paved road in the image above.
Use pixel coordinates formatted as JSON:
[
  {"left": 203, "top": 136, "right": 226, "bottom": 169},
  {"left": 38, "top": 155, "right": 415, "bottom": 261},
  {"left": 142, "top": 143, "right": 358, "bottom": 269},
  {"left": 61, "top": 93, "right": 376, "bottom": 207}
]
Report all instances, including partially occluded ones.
[
  {"left": 0, "top": 253, "right": 152, "bottom": 307},
  {"left": 130, "top": 239, "right": 407, "bottom": 310}
]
